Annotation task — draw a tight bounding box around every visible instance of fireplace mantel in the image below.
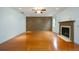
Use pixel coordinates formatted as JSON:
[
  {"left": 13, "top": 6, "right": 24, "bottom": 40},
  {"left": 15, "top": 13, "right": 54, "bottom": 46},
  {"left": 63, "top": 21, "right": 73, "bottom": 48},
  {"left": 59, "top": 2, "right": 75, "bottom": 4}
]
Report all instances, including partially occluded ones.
[
  {"left": 59, "top": 20, "right": 75, "bottom": 23},
  {"left": 59, "top": 20, "right": 75, "bottom": 42}
]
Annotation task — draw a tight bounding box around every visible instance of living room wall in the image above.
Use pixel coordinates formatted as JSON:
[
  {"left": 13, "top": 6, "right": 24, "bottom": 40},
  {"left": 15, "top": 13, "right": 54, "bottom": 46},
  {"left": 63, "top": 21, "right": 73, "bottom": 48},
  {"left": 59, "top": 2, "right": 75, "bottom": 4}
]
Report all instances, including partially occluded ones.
[
  {"left": 54, "top": 7, "right": 79, "bottom": 44},
  {"left": 0, "top": 8, "right": 26, "bottom": 44}
]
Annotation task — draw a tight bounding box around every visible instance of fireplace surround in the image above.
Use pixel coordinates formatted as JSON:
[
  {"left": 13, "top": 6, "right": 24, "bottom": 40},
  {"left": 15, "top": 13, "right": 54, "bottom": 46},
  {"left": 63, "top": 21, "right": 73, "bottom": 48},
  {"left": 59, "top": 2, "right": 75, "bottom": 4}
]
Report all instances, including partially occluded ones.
[{"left": 59, "top": 20, "right": 75, "bottom": 42}]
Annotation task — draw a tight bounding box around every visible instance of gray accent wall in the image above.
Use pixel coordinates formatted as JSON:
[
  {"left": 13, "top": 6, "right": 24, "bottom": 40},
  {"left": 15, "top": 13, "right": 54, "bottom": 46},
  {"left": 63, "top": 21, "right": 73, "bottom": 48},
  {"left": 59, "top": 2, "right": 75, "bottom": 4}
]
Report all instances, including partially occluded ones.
[{"left": 26, "top": 17, "right": 52, "bottom": 31}]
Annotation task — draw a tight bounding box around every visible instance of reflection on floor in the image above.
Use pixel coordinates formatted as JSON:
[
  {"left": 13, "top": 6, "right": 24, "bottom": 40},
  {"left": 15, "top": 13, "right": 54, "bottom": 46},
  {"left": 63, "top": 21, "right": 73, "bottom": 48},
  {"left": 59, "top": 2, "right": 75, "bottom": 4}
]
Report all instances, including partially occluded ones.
[{"left": 0, "top": 31, "right": 79, "bottom": 51}]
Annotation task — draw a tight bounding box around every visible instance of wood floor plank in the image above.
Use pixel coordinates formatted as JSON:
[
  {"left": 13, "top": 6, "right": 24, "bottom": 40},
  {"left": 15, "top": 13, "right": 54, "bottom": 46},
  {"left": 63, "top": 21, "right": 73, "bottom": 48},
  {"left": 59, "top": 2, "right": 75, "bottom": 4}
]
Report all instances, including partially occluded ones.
[{"left": 0, "top": 31, "right": 79, "bottom": 51}]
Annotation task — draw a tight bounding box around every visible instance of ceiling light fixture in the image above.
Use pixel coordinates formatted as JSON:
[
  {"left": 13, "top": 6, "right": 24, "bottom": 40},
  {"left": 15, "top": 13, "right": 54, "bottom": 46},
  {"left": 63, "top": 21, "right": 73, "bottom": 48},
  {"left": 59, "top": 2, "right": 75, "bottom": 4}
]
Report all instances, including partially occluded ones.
[{"left": 32, "top": 7, "right": 47, "bottom": 14}]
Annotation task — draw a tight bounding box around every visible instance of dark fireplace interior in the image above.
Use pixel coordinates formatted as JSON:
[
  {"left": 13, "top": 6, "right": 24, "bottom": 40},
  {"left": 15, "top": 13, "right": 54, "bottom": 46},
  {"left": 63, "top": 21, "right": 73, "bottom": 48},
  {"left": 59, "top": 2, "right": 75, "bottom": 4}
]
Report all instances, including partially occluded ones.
[{"left": 62, "top": 27, "right": 69, "bottom": 38}]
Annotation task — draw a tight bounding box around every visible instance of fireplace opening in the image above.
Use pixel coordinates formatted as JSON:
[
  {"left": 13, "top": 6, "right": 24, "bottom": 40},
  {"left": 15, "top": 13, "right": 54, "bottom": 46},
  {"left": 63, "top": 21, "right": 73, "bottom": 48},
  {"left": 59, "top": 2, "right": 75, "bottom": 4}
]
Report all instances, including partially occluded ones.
[{"left": 61, "top": 26, "right": 71, "bottom": 38}]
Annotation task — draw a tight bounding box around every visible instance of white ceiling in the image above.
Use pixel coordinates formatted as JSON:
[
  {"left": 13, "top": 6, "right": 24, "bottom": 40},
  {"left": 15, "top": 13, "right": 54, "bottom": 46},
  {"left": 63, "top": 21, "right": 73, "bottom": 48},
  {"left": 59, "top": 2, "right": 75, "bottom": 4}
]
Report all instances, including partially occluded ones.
[{"left": 14, "top": 7, "right": 67, "bottom": 16}]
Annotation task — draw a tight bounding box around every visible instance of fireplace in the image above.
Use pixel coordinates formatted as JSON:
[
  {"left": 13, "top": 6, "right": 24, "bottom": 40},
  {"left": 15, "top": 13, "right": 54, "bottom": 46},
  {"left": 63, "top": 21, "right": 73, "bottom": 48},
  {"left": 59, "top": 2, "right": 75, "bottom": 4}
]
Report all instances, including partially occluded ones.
[
  {"left": 59, "top": 20, "right": 75, "bottom": 42},
  {"left": 61, "top": 26, "right": 71, "bottom": 39}
]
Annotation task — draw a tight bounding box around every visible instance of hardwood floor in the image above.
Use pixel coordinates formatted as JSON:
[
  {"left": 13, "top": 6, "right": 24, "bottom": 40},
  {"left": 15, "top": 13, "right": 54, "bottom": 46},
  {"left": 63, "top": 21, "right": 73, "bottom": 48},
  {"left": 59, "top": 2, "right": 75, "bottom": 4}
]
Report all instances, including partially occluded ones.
[{"left": 0, "top": 31, "right": 79, "bottom": 51}]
